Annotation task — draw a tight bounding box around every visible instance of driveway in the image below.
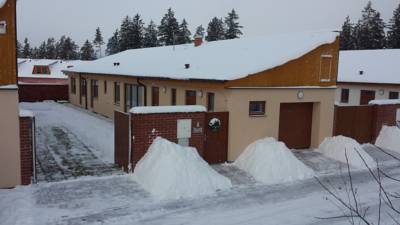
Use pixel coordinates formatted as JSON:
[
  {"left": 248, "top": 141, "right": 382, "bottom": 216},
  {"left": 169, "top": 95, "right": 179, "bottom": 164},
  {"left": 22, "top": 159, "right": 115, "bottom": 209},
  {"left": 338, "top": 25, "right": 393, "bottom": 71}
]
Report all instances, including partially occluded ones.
[{"left": 20, "top": 102, "right": 122, "bottom": 182}]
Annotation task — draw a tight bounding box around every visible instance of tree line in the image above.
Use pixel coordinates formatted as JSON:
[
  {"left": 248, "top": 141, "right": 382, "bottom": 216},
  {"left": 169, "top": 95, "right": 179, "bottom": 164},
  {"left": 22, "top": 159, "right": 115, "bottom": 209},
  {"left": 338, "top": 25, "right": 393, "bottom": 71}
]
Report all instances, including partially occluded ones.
[
  {"left": 340, "top": 1, "right": 400, "bottom": 50},
  {"left": 18, "top": 8, "right": 243, "bottom": 60}
]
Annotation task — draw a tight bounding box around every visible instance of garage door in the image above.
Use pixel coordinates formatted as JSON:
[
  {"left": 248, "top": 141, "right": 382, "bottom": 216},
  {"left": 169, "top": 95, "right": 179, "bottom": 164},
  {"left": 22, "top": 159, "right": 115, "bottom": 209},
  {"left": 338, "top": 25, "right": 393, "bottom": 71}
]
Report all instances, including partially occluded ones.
[{"left": 278, "top": 103, "right": 313, "bottom": 149}]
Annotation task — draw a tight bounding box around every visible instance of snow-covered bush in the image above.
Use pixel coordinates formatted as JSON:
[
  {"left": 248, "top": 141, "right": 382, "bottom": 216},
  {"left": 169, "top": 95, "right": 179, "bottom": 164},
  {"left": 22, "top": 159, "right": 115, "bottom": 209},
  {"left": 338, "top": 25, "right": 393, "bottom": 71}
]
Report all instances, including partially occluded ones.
[
  {"left": 375, "top": 126, "right": 400, "bottom": 153},
  {"left": 133, "top": 137, "right": 232, "bottom": 200},
  {"left": 233, "top": 137, "right": 314, "bottom": 185}
]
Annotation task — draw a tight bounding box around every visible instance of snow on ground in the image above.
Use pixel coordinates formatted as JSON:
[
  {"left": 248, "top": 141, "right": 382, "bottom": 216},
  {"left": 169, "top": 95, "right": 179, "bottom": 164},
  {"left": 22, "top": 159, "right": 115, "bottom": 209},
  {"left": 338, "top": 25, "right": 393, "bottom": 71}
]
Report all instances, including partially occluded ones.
[
  {"left": 375, "top": 126, "right": 400, "bottom": 153},
  {"left": 317, "top": 136, "right": 376, "bottom": 169},
  {"left": 1, "top": 146, "right": 399, "bottom": 225},
  {"left": 233, "top": 137, "right": 314, "bottom": 185},
  {"left": 20, "top": 101, "right": 114, "bottom": 163},
  {"left": 133, "top": 138, "right": 232, "bottom": 200}
]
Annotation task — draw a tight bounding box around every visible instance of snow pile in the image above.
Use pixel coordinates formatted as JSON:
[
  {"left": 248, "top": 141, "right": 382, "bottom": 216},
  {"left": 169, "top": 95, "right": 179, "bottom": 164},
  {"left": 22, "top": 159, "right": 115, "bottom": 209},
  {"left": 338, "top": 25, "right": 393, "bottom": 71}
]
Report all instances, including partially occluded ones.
[
  {"left": 133, "top": 137, "right": 232, "bottom": 200},
  {"left": 369, "top": 99, "right": 400, "bottom": 105},
  {"left": 375, "top": 126, "right": 400, "bottom": 152},
  {"left": 317, "top": 136, "right": 376, "bottom": 169},
  {"left": 130, "top": 105, "right": 206, "bottom": 114},
  {"left": 233, "top": 138, "right": 315, "bottom": 185}
]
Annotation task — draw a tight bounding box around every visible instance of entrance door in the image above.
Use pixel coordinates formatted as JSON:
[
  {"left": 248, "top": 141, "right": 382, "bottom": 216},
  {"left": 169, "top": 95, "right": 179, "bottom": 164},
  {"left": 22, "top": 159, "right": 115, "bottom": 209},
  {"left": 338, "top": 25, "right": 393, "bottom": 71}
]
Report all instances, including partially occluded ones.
[
  {"left": 80, "top": 78, "right": 88, "bottom": 109},
  {"left": 279, "top": 103, "right": 313, "bottom": 149},
  {"left": 360, "top": 90, "right": 375, "bottom": 105},
  {"left": 204, "top": 112, "right": 229, "bottom": 164}
]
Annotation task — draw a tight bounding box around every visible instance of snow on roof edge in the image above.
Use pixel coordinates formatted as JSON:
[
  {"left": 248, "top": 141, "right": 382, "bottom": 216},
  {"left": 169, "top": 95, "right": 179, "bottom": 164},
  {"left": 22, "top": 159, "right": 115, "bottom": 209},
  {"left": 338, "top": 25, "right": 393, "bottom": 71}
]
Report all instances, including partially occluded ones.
[
  {"left": 369, "top": 99, "right": 400, "bottom": 105},
  {"left": 19, "top": 109, "right": 34, "bottom": 118},
  {"left": 130, "top": 105, "right": 207, "bottom": 114}
]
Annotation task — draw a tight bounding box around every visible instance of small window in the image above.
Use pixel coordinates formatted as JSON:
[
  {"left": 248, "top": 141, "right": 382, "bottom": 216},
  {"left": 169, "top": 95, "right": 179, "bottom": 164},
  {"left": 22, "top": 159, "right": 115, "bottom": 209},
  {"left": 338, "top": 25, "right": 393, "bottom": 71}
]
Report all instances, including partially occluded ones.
[
  {"left": 104, "top": 80, "right": 107, "bottom": 94},
  {"left": 340, "top": 89, "right": 349, "bottom": 103},
  {"left": 389, "top": 91, "right": 399, "bottom": 99},
  {"left": 249, "top": 101, "right": 266, "bottom": 116},
  {"left": 152, "top": 86, "right": 159, "bottom": 106},
  {"left": 171, "top": 88, "right": 177, "bottom": 105},
  {"left": 71, "top": 78, "right": 76, "bottom": 94},
  {"left": 207, "top": 92, "right": 215, "bottom": 111},
  {"left": 320, "top": 54, "right": 333, "bottom": 82},
  {"left": 92, "top": 80, "right": 99, "bottom": 98},
  {"left": 185, "top": 90, "right": 197, "bottom": 105},
  {"left": 81, "top": 78, "right": 87, "bottom": 97},
  {"left": 114, "top": 82, "right": 120, "bottom": 105}
]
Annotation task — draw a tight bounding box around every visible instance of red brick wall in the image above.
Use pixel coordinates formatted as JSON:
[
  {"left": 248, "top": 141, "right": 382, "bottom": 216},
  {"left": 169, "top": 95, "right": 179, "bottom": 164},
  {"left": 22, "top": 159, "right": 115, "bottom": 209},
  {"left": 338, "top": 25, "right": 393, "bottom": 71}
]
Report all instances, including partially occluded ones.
[
  {"left": 19, "top": 116, "right": 34, "bottom": 185},
  {"left": 372, "top": 104, "right": 400, "bottom": 142},
  {"left": 131, "top": 112, "right": 205, "bottom": 167},
  {"left": 19, "top": 84, "right": 68, "bottom": 102}
]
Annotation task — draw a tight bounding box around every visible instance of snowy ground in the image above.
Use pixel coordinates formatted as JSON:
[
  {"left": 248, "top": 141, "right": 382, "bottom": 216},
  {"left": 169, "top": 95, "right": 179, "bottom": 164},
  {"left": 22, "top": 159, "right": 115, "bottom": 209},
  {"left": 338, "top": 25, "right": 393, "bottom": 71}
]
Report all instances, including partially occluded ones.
[
  {"left": 20, "top": 102, "right": 121, "bottom": 182},
  {"left": 2, "top": 102, "right": 398, "bottom": 225}
]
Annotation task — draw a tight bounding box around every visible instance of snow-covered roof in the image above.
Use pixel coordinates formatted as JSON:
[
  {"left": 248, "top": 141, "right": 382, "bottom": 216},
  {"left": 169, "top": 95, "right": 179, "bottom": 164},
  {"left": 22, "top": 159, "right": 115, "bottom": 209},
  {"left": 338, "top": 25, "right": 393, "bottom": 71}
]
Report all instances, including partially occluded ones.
[
  {"left": 130, "top": 105, "right": 207, "bottom": 114},
  {"left": 0, "top": 0, "right": 6, "bottom": 8},
  {"left": 338, "top": 49, "right": 400, "bottom": 85},
  {"left": 65, "top": 31, "right": 338, "bottom": 81},
  {"left": 18, "top": 59, "right": 88, "bottom": 79}
]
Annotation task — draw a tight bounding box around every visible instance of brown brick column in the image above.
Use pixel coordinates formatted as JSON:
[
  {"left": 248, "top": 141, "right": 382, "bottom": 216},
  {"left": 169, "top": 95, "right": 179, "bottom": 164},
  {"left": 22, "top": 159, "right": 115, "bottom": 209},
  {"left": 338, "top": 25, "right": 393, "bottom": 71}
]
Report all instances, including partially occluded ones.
[
  {"left": 19, "top": 116, "right": 34, "bottom": 185},
  {"left": 372, "top": 104, "right": 400, "bottom": 143}
]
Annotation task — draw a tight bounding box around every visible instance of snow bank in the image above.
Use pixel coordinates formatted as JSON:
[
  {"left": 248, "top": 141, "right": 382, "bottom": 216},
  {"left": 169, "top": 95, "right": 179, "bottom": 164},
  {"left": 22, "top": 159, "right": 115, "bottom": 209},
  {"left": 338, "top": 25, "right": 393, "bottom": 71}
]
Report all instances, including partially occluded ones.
[
  {"left": 19, "top": 109, "right": 34, "bottom": 118},
  {"left": 369, "top": 99, "right": 400, "bottom": 105},
  {"left": 133, "top": 137, "right": 232, "bottom": 200},
  {"left": 233, "top": 138, "right": 314, "bottom": 185},
  {"left": 130, "top": 105, "right": 206, "bottom": 114},
  {"left": 317, "top": 136, "right": 376, "bottom": 169},
  {"left": 375, "top": 126, "right": 400, "bottom": 153}
]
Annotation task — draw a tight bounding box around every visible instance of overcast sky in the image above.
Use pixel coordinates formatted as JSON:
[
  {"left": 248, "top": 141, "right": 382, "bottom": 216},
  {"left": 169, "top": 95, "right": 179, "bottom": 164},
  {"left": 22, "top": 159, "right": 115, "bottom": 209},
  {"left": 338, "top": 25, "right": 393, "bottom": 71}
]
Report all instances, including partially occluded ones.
[{"left": 16, "top": 0, "right": 399, "bottom": 47}]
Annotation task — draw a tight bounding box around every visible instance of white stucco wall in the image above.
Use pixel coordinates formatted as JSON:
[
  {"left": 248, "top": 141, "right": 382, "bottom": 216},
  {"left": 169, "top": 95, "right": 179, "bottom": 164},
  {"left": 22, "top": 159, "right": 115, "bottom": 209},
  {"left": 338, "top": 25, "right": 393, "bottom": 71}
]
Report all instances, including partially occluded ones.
[{"left": 336, "top": 83, "right": 400, "bottom": 106}]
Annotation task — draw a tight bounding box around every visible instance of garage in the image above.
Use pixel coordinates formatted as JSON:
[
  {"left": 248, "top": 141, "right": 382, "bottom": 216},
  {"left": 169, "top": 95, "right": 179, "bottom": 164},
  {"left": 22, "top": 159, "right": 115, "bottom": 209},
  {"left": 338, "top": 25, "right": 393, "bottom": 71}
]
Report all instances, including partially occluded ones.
[{"left": 278, "top": 103, "right": 313, "bottom": 149}]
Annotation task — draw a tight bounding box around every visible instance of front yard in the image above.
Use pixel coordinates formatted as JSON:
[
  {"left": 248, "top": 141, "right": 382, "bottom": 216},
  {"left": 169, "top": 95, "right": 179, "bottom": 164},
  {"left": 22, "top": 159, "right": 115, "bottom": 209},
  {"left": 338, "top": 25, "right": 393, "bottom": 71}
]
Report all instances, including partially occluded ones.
[{"left": 1, "top": 102, "right": 399, "bottom": 225}]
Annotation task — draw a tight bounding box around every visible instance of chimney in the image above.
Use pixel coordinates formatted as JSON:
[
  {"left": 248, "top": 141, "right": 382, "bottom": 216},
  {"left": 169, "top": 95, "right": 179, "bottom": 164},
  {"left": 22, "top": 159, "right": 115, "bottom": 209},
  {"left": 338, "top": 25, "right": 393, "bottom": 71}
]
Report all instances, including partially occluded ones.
[{"left": 194, "top": 34, "right": 203, "bottom": 47}]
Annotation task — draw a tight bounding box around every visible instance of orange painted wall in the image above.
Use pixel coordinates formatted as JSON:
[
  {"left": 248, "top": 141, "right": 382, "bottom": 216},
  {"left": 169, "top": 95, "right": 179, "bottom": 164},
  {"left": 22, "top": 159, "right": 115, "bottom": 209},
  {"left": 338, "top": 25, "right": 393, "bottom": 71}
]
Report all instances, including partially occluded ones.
[{"left": 0, "top": 0, "right": 17, "bottom": 85}]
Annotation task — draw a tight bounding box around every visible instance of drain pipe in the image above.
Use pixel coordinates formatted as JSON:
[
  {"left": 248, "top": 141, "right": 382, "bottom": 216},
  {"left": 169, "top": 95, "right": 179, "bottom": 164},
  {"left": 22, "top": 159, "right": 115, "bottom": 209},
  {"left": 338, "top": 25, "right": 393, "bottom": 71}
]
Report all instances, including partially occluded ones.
[
  {"left": 128, "top": 112, "right": 133, "bottom": 173},
  {"left": 32, "top": 117, "right": 37, "bottom": 184},
  {"left": 137, "top": 78, "right": 147, "bottom": 106}
]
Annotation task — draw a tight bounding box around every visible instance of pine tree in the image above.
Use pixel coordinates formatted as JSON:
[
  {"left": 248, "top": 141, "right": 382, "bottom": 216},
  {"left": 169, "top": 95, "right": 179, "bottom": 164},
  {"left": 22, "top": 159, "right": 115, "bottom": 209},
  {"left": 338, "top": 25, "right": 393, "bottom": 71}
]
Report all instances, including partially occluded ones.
[
  {"left": 224, "top": 9, "right": 243, "bottom": 39},
  {"left": 354, "top": 1, "right": 386, "bottom": 49},
  {"left": 80, "top": 40, "right": 96, "bottom": 60},
  {"left": 206, "top": 17, "right": 226, "bottom": 42},
  {"left": 55, "top": 35, "right": 66, "bottom": 59},
  {"left": 119, "top": 16, "right": 134, "bottom": 51},
  {"left": 387, "top": 3, "right": 400, "bottom": 48},
  {"left": 158, "top": 8, "right": 180, "bottom": 46},
  {"left": 194, "top": 25, "right": 205, "bottom": 38},
  {"left": 176, "top": 19, "right": 192, "bottom": 44},
  {"left": 106, "top": 29, "right": 120, "bottom": 55},
  {"left": 17, "top": 40, "right": 22, "bottom": 58},
  {"left": 45, "top": 38, "right": 56, "bottom": 59},
  {"left": 143, "top": 21, "right": 159, "bottom": 48},
  {"left": 57, "top": 36, "right": 79, "bottom": 60},
  {"left": 340, "top": 16, "right": 355, "bottom": 50},
  {"left": 31, "top": 47, "right": 39, "bottom": 59},
  {"left": 93, "top": 27, "right": 105, "bottom": 58},
  {"left": 37, "top": 41, "right": 47, "bottom": 58},
  {"left": 131, "top": 14, "right": 144, "bottom": 49},
  {"left": 22, "top": 38, "right": 32, "bottom": 58}
]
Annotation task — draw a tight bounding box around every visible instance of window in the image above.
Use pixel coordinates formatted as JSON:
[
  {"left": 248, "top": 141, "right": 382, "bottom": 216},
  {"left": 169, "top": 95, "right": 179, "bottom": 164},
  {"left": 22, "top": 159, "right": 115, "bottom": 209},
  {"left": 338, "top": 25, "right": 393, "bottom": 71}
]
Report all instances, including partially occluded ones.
[
  {"left": 249, "top": 101, "right": 266, "bottom": 116},
  {"left": 70, "top": 78, "right": 76, "bottom": 94},
  {"left": 152, "top": 86, "right": 159, "bottom": 106},
  {"left": 360, "top": 90, "right": 375, "bottom": 105},
  {"left": 185, "top": 90, "right": 197, "bottom": 105},
  {"left": 340, "top": 89, "right": 349, "bottom": 103},
  {"left": 91, "top": 80, "right": 98, "bottom": 98},
  {"left": 32, "top": 66, "right": 51, "bottom": 75},
  {"left": 389, "top": 91, "right": 399, "bottom": 99},
  {"left": 125, "top": 84, "right": 145, "bottom": 112},
  {"left": 320, "top": 54, "right": 333, "bottom": 82},
  {"left": 171, "top": 88, "right": 177, "bottom": 105},
  {"left": 207, "top": 92, "right": 215, "bottom": 111},
  {"left": 104, "top": 80, "right": 107, "bottom": 94},
  {"left": 81, "top": 78, "right": 87, "bottom": 97},
  {"left": 114, "top": 82, "right": 120, "bottom": 105}
]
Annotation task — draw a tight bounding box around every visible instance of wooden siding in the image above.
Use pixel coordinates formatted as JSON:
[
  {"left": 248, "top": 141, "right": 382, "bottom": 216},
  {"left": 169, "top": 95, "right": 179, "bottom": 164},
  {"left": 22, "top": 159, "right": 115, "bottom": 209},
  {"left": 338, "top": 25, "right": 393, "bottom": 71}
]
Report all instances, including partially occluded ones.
[
  {"left": 0, "top": 0, "right": 17, "bottom": 85},
  {"left": 225, "top": 38, "right": 340, "bottom": 88}
]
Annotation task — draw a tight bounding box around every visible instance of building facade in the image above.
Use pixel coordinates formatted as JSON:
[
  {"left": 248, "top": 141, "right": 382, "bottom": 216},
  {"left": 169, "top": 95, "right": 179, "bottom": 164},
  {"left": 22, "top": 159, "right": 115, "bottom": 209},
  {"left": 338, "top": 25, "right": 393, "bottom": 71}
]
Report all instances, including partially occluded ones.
[{"left": 66, "top": 32, "right": 340, "bottom": 161}]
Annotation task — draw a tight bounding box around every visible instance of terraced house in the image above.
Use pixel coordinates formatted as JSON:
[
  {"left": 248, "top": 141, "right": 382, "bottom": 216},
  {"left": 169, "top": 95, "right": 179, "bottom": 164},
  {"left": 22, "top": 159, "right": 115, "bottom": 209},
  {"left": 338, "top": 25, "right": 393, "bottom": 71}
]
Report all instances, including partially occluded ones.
[{"left": 64, "top": 31, "right": 340, "bottom": 160}]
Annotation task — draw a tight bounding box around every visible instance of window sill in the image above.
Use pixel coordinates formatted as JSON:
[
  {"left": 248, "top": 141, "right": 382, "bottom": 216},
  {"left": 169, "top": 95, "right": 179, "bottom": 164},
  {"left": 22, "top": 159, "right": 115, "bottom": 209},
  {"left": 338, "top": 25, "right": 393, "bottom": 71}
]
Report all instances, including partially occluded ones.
[{"left": 249, "top": 114, "right": 266, "bottom": 118}]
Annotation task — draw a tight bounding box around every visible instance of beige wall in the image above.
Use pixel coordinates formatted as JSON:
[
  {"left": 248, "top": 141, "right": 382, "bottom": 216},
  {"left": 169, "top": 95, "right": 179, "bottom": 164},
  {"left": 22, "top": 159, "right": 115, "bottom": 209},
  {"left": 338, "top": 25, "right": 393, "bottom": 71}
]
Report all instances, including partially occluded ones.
[
  {"left": 336, "top": 83, "right": 400, "bottom": 106},
  {"left": 225, "top": 88, "right": 336, "bottom": 161},
  {"left": 68, "top": 73, "right": 227, "bottom": 117},
  {"left": 0, "top": 88, "right": 21, "bottom": 188}
]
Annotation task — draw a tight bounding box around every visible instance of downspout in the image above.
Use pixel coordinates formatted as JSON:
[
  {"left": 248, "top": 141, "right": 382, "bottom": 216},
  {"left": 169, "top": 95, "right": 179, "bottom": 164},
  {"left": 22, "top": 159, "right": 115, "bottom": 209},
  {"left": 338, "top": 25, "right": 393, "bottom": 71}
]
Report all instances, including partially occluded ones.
[
  {"left": 128, "top": 112, "right": 133, "bottom": 173},
  {"left": 137, "top": 78, "right": 147, "bottom": 106}
]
